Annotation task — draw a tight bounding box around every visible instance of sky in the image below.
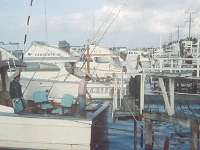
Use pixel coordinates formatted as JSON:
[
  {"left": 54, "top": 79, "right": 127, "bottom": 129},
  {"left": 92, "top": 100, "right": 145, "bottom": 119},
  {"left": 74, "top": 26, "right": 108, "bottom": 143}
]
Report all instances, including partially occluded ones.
[{"left": 0, "top": 0, "right": 200, "bottom": 51}]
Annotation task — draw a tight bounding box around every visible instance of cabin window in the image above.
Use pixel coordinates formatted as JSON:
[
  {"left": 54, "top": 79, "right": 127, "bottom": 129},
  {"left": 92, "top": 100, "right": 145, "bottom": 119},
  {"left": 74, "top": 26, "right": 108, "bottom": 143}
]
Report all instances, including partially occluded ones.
[
  {"left": 79, "top": 57, "right": 93, "bottom": 62},
  {"left": 64, "top": 62, "right": 72, "bottom": 72},
  {"left": 23, "top": 62, "right": 60, "bottom": 71},
  {"left": 94, "top": 57, "right": 109, "bottom": 63}
]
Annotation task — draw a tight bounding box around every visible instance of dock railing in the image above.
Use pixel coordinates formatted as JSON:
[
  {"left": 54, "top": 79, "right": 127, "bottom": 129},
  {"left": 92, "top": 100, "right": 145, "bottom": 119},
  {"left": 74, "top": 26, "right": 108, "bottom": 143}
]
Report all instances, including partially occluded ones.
[
  {"left": 109, "top": 59, "right": 200, "bottom": 117},
  {"left": 110, "top": 72, "right": 146, "bottom": 117},
  {"left": 149, "top": 57, "right": 200, "bottom": 76}
]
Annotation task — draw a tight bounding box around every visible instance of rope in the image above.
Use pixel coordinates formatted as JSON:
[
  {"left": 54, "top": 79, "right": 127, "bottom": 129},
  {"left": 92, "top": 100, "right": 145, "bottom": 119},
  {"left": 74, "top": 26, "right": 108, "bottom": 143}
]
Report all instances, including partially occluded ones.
[
  {"left": 88, "top": 0, "right": 122, "bottom": 46},
  {"left": 0, "top": 0, "right": 22, "bottom": 29},
  {"left": 22, "top": 44, "right": 51, "bottom": 95},
  {"left": 22, "top": 0, "right": 124, "bottom": 92},
  {"left": 88, "top": 0, "right": 130, "bottom": 57},
  {"left": 115, "top": 6, "right": 125, "bottom": 46},
  {"left": 62, "top": 0, "right": 124, "bottom": 82},
  {"left": 93, "top": 11, "right": 163, "bottom": 42},
  {"left": 84, "top": 0, "right": 130, "bottom": 83},
  {"left": 47, "top": 63, "right": 66, "bottom": 97},
  {"left": 185, "top": 0, "right": 197, "bottom": 12}
]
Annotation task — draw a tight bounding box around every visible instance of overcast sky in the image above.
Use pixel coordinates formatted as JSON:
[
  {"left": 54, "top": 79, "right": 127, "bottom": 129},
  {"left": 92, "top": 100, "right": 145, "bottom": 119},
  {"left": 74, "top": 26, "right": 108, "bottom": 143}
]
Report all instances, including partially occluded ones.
[{"left": 0, "top": 0, "right": 200, "bottom": 51}]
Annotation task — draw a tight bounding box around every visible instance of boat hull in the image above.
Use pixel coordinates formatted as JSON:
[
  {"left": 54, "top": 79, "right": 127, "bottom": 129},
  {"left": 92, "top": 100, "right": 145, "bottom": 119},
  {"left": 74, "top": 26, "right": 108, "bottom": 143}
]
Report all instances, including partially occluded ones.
[
  {"left": 0, "top": 101, "right": 110, "bottom": 150},
  {"left": 20, "top": 78, "right": 112, "bottom": 101}
]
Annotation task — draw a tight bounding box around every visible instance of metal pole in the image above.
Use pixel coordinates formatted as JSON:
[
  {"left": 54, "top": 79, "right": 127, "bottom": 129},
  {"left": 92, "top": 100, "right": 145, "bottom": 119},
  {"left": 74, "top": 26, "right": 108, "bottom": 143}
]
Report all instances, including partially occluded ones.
[
  {"left": 197, "top": 37, "right": 200, "bottom": 77},
  {"left": 189, "top": 12, "right": 191, "bottom": 40},
  {"left": 120, "top": 71, "right": 123, "bottom": 106}
]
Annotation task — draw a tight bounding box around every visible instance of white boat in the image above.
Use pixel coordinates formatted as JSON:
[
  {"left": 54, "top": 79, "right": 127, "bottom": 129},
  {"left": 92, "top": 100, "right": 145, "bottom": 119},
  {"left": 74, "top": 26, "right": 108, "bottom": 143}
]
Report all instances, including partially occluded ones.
[
  {"left": 0, "top": 45, "right": 110, "bottom": 150},
  {"left": 20, "top": 41, "right": 113, "bottom": 101},
  {"left": 74, "top": 44, "right": 122, "bottom": 78}
]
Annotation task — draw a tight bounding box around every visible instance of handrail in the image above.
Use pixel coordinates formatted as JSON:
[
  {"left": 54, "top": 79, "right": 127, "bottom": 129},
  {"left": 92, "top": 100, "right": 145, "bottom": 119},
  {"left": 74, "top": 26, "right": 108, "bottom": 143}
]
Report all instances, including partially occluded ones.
[
  {"left": 110, "top": 71, "right": 200, "bottom": 117},
  {"left": 111, "top": 72, "right": 146, "bottom": 115}
]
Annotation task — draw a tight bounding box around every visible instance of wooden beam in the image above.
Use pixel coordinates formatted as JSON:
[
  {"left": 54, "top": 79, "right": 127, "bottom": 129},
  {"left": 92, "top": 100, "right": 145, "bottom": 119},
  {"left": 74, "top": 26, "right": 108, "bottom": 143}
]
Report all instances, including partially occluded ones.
[
  {"left": 145, "top": 119, "right": 153, "bottom": 150},
  {"left": 134, "top": 119, "right": 137, "bottom": 150},
  {"left": 190, "top": 121, "right": 199, "bottom": 150},
  {"left": 158, "top": 78, "right": 173, "bottom": 116}
]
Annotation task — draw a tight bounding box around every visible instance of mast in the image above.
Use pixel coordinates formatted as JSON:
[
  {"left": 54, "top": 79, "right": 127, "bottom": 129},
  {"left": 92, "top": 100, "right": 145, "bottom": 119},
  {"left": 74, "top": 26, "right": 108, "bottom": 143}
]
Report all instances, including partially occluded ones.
[{"left": 86, "top": 39, "right": 90, "bottom": 73}]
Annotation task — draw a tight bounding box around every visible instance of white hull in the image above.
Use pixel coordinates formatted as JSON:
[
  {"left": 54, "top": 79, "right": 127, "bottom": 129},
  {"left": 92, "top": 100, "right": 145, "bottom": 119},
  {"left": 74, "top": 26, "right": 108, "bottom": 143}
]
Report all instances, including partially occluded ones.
[
  {"left": 20, "top": 78, "right": 112, "bottom": 101},
  {"left": 0, "top": 101, "right": 110, "bottom": 150},
  {"left": 0, "top": 115, "right": 91, "bottom": 149}
]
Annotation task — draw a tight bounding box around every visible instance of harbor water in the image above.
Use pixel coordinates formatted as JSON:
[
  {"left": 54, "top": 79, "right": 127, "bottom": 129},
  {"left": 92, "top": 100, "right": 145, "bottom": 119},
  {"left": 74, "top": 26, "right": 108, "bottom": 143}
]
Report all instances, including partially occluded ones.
[
  {"left": 95, "top": 82, "right": 198, "bottom": 150},
  {"left": 96, "top": 114, "right": 194, "bottom": 150}
]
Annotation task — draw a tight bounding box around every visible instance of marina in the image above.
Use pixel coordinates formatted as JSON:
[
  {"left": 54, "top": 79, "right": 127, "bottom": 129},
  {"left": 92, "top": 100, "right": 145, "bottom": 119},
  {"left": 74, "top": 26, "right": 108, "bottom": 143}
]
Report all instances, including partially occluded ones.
[
  {"left": 1, "top": 0, "right": 200, "bottom": 149},
  {"left": 1, "top": 40, "right": 200, "bottom": 149},
  {"left": 1, "top": 38, "right": 200, "bottom": 149}
]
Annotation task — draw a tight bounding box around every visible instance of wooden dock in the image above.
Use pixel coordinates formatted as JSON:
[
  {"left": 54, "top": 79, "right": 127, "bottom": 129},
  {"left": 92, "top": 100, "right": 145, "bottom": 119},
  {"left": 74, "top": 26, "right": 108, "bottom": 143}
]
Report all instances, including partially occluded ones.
[
  {"left": 113, "top": 94, "right": 200, "bottom": 150},
  {"left": 114, "top": 95, "right": 200, "bottom": 128}
]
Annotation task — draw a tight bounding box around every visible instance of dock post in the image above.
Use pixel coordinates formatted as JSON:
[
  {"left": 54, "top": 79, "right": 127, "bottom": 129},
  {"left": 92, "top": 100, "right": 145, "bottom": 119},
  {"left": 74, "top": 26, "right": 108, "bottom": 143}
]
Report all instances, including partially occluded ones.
[
  {"left": 145, "top": 119, "right": 153, "bottom": 150},
  {"left": 190, "top": 121, "right": 199, "bottom": 150},
  {"left": 140, "top": 126, "right": 143, "bottom": 148},
  {"left": 134, "top": 119, "right": 137, "bottom": 150}
]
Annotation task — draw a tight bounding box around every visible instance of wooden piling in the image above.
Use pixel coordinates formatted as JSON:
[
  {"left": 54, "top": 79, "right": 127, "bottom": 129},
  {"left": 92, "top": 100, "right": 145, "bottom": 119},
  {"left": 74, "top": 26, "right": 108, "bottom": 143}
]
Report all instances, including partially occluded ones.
[
  {"left": 190, "top": 121, "right": 199, "bottom": 150},
  {"left": 145, "top": 119, "right": 153, "bottom": 150},
  {"left": 163, "top": 136, "right": 169, "bottom": 150},
  {"left": 134, "top": 119, "right": 137, "bottom": 150},
  {"left": 140, "top": 126, "right": 143, "bottom": 148}
]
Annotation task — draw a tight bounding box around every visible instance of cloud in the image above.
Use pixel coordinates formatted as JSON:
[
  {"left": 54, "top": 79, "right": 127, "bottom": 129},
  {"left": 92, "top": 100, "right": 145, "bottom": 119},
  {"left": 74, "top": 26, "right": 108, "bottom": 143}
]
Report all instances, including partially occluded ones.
[{"left": 1, "top": 0, "right": 200, "bottom": 48}]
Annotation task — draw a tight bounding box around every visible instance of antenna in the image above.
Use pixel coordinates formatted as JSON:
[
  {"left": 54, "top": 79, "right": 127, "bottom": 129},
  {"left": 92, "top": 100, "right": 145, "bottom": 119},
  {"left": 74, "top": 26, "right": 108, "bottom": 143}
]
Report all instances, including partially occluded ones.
[
  {"left": 175, "top": 25, "right": 182, "bottom": 42},
  {"left": 185, "top": 12, "right": 197, "bottom": 40},
  {"left": 44, "top": 0, "right": 48, "bottom": 43}
]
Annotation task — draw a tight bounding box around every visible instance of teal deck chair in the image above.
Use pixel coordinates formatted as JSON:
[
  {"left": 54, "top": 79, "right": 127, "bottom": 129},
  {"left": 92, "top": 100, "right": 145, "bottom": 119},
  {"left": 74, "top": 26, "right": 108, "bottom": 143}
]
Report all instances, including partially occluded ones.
[
  {"left": 12, "top": 98, "right": 23, "bottom": 113},
  {"left": 33, "top": 91, "right": 53, "bottom": 112},
  {"left": 52, "top": 94, "right": 74, "bottom": 115}
]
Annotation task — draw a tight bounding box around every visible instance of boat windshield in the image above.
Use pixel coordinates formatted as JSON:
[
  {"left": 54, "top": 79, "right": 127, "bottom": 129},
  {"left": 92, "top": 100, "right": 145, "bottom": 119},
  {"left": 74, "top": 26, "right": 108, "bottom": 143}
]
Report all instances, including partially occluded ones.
[
  {"left": 79, "top": 57, "right": 93, "bottom": 62},
  {"left": 94, "top": 57, "right": 109, "bottom": 63},
  {"left": 22, "top": 62, "right": 60, "bottom": 71}
]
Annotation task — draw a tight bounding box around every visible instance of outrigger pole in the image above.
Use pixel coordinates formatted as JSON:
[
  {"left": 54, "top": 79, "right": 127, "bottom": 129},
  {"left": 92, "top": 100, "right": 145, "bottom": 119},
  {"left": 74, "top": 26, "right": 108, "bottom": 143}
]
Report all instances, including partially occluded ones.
[
  {"left": 22, "top": 0, "right": 33, "bottom": 60},
  {"left": 86, "top": 39, "right": 90, "bottom": 74}
]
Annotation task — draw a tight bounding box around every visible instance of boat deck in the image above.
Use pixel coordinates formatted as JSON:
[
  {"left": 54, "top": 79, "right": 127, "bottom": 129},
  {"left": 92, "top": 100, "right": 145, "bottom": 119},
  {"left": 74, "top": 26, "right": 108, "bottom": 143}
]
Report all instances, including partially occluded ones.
[{"left": 0, "top": 99, "right": 110, "bottom": 121}]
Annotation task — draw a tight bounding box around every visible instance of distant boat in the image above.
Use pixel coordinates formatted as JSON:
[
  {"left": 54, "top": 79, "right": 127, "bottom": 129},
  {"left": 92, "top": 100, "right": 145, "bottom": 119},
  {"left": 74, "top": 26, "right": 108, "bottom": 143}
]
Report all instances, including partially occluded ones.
[{"left": 74, "top": 44, "right": 122, "bottom": 78}]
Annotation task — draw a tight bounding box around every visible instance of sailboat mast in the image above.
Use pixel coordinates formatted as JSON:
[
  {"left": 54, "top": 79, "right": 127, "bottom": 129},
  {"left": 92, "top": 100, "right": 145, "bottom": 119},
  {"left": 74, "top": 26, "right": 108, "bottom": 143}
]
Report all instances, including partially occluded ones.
[{"left": 86, "top": 39, "right": 90, "bottom": 73}]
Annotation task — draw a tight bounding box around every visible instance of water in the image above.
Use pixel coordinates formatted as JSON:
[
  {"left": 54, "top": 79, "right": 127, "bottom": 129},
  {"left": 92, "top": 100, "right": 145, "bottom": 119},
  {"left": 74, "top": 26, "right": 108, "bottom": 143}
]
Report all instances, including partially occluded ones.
[
  {"left": 94, "top": 83, "right": 195, "bottom": 150},
  {"left": 96, "top": 114, "right": 196, "bottom": 150}
]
